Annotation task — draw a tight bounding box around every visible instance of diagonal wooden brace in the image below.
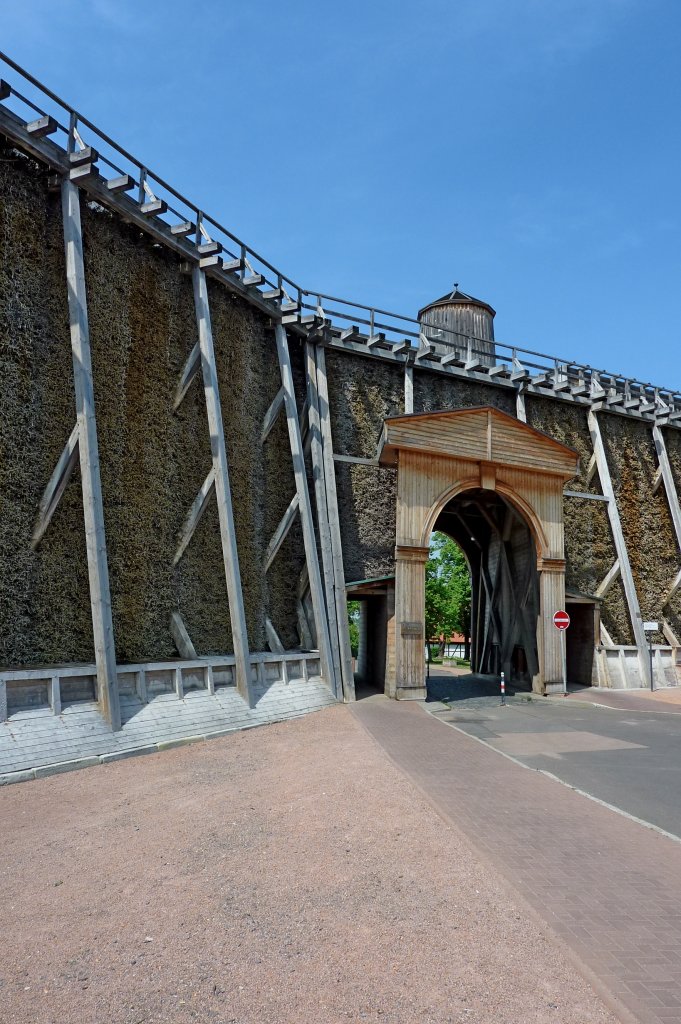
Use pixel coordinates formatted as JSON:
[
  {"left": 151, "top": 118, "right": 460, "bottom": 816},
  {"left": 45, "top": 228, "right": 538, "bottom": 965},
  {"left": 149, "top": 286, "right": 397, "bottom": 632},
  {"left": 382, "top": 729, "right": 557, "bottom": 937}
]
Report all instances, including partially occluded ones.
[
  {"left": 173, "top": 466, "right": 216, "bottom": 565},
  {"left": 173, "top": 342, "right": 201, "bottom": 411},
  {"left": 32, "top": 422, "right": 80, "bottom": 549}
]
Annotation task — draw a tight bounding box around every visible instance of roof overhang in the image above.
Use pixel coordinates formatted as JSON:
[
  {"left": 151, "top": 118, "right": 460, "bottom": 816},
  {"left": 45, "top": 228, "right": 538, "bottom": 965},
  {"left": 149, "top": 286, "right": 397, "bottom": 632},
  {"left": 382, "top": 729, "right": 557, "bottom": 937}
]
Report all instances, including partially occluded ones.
[{"left": 377, "top": 406, "right": 579, "bottom": 481}]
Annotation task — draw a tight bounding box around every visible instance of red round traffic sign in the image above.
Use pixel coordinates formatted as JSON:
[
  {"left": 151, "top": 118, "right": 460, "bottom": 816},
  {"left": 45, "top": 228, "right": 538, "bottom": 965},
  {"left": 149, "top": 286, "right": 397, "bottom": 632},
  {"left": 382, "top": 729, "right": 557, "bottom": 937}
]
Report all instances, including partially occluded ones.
[{"left": 553, "top": 610, "right": 570, "bottom": 630}]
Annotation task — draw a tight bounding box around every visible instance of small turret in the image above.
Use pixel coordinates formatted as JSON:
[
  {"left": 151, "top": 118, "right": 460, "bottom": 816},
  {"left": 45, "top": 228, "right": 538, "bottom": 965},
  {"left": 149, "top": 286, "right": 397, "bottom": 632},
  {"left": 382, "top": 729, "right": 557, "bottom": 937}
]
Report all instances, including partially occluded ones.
[{"left": 418, "top": 284, "right": 496, "bottom": 365}]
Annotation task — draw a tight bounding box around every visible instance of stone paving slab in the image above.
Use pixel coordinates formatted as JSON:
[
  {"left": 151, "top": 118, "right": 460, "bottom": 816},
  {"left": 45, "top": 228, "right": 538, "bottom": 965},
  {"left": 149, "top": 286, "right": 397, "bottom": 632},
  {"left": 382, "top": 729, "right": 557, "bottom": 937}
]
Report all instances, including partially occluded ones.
[{"left": 354, "top": 697, "right": 681, "bottom": 1024}]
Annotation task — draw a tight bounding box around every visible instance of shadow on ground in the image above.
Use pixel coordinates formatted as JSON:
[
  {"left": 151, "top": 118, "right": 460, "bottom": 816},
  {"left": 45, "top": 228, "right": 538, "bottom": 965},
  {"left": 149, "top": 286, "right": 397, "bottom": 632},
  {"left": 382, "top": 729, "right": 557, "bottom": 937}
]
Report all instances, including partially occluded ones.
[{"left": 426, "top": 670, "right": 521, "bottom": 703}]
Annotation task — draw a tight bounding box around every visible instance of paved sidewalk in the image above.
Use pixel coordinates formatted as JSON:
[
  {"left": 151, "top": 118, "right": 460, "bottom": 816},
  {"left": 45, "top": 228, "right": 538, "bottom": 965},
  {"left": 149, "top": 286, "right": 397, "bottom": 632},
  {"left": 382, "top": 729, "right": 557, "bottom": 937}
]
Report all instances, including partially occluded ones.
[
  {"left": 0, "top": 704, "right": 616, "bottom": 1024},
  {"left": 563, "top": 687, "right": 681, "bottom": 714},
  {"left": 354, "top": 697, "right": 681, "bottom": 1024}
]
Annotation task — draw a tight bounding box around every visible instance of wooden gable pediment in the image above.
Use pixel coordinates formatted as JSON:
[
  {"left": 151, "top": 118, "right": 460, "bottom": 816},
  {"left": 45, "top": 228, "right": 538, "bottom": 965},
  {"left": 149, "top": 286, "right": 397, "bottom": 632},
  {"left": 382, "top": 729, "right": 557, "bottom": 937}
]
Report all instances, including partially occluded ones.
[{"left": 378, "top": 406, "right": 579, "bottom": 479}]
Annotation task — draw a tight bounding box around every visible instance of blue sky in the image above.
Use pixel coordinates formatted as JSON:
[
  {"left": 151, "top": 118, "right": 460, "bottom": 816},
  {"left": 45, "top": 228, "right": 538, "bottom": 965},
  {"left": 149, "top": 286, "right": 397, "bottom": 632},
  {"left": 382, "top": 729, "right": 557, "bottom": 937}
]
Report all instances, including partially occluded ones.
[{"left": 3, "top": 0, "right": 680, "bottom": 388}]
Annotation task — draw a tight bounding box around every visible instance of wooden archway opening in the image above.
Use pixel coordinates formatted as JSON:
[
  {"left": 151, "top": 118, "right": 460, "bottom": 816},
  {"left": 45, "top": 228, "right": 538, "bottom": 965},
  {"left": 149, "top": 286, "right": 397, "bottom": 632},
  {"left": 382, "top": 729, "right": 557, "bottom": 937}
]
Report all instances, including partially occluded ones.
[
  {"left": 377, "top": 406, "right": 579, "bottom": 700},
  {"left": 432, "top": 486, "right": 540, "bottom": 686}
]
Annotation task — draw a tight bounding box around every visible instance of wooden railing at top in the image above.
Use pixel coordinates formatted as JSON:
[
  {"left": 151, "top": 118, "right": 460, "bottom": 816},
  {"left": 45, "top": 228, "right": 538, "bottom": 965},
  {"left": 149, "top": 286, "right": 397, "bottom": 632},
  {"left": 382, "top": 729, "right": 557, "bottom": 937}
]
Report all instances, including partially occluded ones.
[{"left": 1, "top": 50, "right": 681, "bottom": 418}]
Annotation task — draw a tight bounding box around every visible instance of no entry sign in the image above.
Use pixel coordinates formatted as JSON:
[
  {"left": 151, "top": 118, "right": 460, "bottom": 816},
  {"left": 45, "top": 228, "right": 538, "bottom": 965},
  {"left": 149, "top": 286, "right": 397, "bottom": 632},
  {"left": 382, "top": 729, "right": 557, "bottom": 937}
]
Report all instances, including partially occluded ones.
[{"left": 553, "top": 610, "right": 570, "bottom": 630}]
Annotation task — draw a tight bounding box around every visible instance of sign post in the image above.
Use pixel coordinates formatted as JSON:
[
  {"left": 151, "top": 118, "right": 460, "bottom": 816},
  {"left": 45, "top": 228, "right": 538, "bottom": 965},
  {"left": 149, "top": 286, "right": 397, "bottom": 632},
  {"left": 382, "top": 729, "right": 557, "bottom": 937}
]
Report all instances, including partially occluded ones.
[
  {"left": 643, "top": 621, "right": 658, "bottom": 691},
  {"left": 553, "top": 610, "right": 570, "bottom": 691}
]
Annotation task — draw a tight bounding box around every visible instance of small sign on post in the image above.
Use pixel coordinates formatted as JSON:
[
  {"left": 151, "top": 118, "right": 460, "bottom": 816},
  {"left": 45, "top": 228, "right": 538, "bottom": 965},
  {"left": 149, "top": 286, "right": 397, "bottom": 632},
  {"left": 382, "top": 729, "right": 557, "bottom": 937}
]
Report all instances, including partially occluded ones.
[
  {"left": 553, "top": 610, "right": 570, "bottom": 631},
  {"left": 553, "top": 610, "right": 570, "bottom": 691},
  {"left": 643, "top": 621, "right": 658, "bottom": 691}
]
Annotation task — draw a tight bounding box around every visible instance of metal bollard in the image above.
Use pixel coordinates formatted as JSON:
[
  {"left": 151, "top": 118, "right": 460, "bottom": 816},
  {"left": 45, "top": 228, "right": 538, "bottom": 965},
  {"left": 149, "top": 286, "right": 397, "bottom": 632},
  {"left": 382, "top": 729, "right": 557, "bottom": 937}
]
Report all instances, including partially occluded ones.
[{"left": 500, "top": 671, "right": 506, "bottom": 705}]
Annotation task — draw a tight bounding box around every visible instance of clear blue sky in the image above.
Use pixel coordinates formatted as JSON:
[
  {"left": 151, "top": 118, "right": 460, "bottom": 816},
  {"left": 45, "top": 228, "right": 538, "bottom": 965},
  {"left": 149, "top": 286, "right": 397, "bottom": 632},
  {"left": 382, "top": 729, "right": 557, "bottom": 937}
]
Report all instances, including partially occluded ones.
[{"left": 3, "top": 0, "right": 680, "bottom": 389}]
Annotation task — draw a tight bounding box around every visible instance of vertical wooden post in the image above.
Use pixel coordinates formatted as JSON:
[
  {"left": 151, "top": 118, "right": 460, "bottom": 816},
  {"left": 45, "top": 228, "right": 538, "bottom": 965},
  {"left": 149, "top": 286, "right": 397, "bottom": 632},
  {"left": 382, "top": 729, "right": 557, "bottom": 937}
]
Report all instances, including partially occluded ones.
[
  {"left": 588, "top": 410, "right": 648, "bottom": 678},
  {"left": 49, "top": 676, "right": 62, "bottom": 716},
  {"left": 192, "top": 266, "right": 253, "bottom": 707},
  {"left": 135, "top": 669, "right": 147, "bottom": 704},
  {"left": 204, "top": 664, "right": 215, "bottom": 695},
  {"left": 315, "top": 345, "right": 356, "bottom": 701},
  {"left": 61, "top": 179, "right": 121, "bottom": 731},
  {"left": 274, "top": 324, "right": 334, "bottom": 688},
  {"left": 393, "top": 544, "right": 429, "bottom": 699},
  {"left": 305, "top": 342, "right": 342, "bottom": 698},
  {"left": 404, "top": 364, "right": 414, "bottom": 414},
  {"left": 384, "top": 582, "right": 396, "bottom": 697},
  {"left": 0, "top": 678, "right": 7, "bottom": 723}
]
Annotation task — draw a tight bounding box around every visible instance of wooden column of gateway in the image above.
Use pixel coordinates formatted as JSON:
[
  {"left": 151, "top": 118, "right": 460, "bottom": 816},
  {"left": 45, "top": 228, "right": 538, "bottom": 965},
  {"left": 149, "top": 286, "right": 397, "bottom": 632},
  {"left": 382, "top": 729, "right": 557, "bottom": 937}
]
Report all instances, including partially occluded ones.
[
  {"left": 192, "top": 267, "right": 253, "bottom": 706},
  {"left": 538, "top": 558, "right": 567, "bottom": 693},
  {"left": 61, "top": 179, "right": 121, "bottom": 730}
]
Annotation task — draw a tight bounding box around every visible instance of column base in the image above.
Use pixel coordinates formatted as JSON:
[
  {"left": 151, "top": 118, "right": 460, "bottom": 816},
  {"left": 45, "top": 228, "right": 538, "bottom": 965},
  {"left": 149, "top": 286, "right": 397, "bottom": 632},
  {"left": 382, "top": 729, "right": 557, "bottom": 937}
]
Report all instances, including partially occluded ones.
[
  {"left": 396, "top": 685, "right": 427, "bottom": 701},
  {"left": 544, "top": 681, "right": 567, "bottom": 695}
]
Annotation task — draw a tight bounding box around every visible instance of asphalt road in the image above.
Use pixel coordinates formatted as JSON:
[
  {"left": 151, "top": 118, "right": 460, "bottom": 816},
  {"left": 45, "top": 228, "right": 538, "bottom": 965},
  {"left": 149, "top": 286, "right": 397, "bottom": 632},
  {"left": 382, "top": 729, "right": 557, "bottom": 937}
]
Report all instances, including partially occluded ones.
[{"left": 427, "top": 674, "right": 681, "bottom": 839}]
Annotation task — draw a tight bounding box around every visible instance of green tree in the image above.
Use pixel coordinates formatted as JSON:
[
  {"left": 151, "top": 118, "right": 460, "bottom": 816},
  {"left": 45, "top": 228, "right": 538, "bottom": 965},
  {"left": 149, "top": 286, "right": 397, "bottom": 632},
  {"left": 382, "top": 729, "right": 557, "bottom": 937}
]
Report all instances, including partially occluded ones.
[
  {"left": 347, "top": 600, "right": 360, "bottom": 658},
  {"left": 425, "top": 532, "right": 471, "bottom": 660}
]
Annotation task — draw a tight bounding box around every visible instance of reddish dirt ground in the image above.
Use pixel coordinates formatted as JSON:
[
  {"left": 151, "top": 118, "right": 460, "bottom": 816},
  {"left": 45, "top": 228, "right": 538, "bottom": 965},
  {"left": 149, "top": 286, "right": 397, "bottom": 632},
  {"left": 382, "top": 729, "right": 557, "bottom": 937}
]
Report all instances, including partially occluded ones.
[{"left": 0, "top": 705, "right": 618, "bottom": 1024}]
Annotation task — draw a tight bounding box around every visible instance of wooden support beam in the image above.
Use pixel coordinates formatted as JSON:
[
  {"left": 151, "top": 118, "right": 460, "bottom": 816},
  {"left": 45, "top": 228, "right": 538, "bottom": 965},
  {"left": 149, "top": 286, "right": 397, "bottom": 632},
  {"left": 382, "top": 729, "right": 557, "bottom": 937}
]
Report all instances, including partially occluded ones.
[
  {"left": 192, "top": 266, "right": 253, "bottom": 708},
  {"left": 173, "top": 342, "right": 201, "bottom": 411},
  {"left": 274, "top": 324, "right": 335, "bottom": 688},
  {"left": 261, "top": 386, "right": 284, "bottom": 444},
  {"left": 564, "top": 490, "right": 609, "bottom": 502},
  {"left": 49, "top": 676, "right": 61, "bottom": 716},
  {"left": 265, "top": 617, "right": 285, "bottom": 654},
  {"left": 663, "top": 567, "right": 681, "bottom": 608},
  {"left": 653, "top": 464, "right": 664, "bottom": 496},
  {"left": 404, "top": 363, "right": 414, "bottom": 413},
  {"left": 135, "top": 669, "right": 147, "bottom": 704},
  {"left": 173, "top": 466, "right": 216, "bottom": 565},
  {"left": 306, "top": 341, "right": 343, "bottom": 699},
  {"left": 297, "top": 599, "right": 314, "bottom": 650},
  {"left": 653, "top": 423, "right": 681, "bottom": 558},
  {"left": 600, "top": 622, "right": 615, "bottom": 647},
  {"left": 299, "top": 396, "right": 310, "bottom": 446},
  {"left": 264, "top": 493, "right": 299, "bottom": 572},
  {"left": 315, "top": 345, "right": 356, "bottom": 701},
  {"left": 170, "top": 610, "right": 197, "bottom": 659},
  {"left": 585, "top": 452, "right": 598, "bottom": 485},
  {"left": 596, "top": 560, "right": 620, "bottom": 599},
  {"left": 61, "top": 179, "right": 121, "bottom": 731},
  {"left": 27, "top": 114, "right": 57, "bottom": 137},
  {"left": 662, "top": 618, "right": 680, "bottom": 648},
  {"left": 332, "top": 454, "right": 379, "bottom": 466},
  {"left": 516, "top": 388, "right": 527, "bottom": 423},
  {"left": 204, "top": 664, "right": 215, "bottom": 694},
  {"left": 588, "top": 410, "right": 648, "bottom": 672},
  {"left": 32, "top": 421, "right": 80, "bottom": 548}
]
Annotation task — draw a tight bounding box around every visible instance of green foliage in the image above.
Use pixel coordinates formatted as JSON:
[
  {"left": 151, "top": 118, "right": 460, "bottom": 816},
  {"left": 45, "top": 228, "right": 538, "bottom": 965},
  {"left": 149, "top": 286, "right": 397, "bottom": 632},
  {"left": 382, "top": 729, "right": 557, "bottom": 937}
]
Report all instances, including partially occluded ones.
[
  {"left": 425, "top": 532, "right": 471, "bottom": 645},
  {"left": 347, "top": 600, "right": 360, "bottom": 658}
]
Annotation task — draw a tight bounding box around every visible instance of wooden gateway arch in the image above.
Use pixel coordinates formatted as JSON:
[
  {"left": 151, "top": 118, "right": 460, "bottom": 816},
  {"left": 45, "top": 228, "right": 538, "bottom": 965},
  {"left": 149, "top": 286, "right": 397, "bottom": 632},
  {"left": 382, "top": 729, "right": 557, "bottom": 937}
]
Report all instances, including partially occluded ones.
[{"left": 378, "top": 407, "right": 580, "bottom": 700}]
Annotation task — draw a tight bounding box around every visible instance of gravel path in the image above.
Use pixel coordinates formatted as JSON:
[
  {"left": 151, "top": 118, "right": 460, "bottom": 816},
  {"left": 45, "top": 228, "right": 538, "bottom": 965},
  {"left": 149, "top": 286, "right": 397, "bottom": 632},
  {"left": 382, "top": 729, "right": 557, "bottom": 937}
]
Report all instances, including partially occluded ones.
[{"left": 0, "top": 705, "right": 618, "bottom": 1024}]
